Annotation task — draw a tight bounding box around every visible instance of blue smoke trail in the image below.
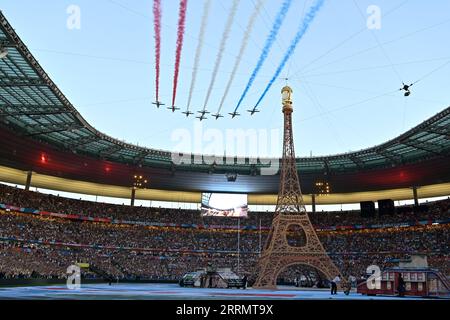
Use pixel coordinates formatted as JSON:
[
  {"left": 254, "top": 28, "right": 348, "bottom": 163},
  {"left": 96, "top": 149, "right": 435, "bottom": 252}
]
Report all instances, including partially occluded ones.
[
  {"left": 254, "top": 0, "right": 325, "bottom": 109},
  {"left": 233, "top": 0, "right": 293, "bottom": 113}
]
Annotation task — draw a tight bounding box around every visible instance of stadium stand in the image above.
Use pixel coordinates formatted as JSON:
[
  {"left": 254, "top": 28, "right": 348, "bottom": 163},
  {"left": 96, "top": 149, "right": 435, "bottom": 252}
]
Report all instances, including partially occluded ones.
[{"left": 1, "top": 184, "right": 449, "bottom": 284}]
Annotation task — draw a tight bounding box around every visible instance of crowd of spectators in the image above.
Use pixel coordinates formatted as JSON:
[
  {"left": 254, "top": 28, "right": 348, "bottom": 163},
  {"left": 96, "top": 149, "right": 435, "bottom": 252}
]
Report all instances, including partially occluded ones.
[
  {"left": 1, "top": 184, "right": 449, "bottom": 228},
  {"left": 0, "top": 183, "right": 449, "bottom": 283},
  {"left": 0, "top": 210, "right": 449, "bottom": 282}
]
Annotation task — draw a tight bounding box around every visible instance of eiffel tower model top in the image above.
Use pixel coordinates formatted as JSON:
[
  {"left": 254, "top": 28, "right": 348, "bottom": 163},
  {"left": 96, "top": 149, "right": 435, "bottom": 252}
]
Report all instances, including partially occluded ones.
[{"left": 253, "top": 86, "right": 344, "bottom": 289}]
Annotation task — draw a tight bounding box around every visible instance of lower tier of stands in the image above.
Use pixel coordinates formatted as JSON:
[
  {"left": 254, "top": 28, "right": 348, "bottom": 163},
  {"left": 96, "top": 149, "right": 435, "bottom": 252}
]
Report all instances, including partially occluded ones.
[{"left": 1, "top": 210, "right": 449, "bottom": 283}]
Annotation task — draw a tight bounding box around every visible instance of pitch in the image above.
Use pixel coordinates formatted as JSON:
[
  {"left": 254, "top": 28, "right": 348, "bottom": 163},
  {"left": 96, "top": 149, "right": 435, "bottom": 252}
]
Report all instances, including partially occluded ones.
[{"left": 0, "top": 283, "right": 428, "bottom": 300}]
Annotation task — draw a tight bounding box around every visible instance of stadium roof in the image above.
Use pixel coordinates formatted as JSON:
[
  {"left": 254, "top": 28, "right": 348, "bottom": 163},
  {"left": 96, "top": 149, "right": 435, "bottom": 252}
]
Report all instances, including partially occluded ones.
[{"left": 0, "top": 11, "right": 450, "bottom": 196}]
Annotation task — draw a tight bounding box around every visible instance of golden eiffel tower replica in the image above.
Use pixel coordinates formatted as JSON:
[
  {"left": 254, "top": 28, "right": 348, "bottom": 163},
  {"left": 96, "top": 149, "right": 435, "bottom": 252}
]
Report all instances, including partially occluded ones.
[{"left": 253, "top": 86, "right": 343, "bottom": 289}]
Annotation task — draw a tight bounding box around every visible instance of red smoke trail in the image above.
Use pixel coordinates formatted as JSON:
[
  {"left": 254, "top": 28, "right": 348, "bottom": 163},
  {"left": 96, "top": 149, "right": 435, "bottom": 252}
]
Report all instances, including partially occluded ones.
[
  {"left": 171, "top": 0, "right": 188, "bottom": 107},
  {"left": 153, "top": 0, "right": 161, "bottom": 102}
]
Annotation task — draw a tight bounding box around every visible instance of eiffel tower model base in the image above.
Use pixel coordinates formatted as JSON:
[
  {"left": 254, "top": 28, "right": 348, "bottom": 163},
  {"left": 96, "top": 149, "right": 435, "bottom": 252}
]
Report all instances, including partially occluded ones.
[{"left": 253, "top": 214, "right": 343, "bottom": 289}]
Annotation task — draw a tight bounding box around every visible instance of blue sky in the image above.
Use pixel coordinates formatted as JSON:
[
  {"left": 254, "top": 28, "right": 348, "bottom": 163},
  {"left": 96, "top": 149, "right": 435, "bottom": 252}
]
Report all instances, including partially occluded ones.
[{"left": 1, "top": 0, "right": 450, "bottom": 157}]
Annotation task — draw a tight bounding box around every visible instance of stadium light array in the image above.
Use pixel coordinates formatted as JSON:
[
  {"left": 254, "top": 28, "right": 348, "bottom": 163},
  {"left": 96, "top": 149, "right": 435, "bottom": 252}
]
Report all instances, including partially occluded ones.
[
  {"left": 133, "top": 175, "right": 148, "bottom": 189},
  {"left": 314, "top": 181, "right": 331, "bottom": 195}
]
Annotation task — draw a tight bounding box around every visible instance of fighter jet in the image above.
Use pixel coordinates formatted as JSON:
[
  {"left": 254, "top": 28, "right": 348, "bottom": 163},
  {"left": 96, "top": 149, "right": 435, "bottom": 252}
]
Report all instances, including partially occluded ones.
[
  {"left": 152, "top": 101, "right": 165, "bottom": 108},
  {"left": 196, "top": 114, "right": 208, "bottom": 121},
  {"left": 247, "top": 108, "right": 260, "bottom": 116},
  {"left": 182, "top": 110, "right": 194, "bottom": 117},
  {"left": 195, "top": 110, "right": 210, "bottom": 121},
  {"left": 212, "top": 113, "right": 224, "bottom": 120},
  {"left": 229, "top": 111, "right": 240, "bottom": 119},
  {"left": 197, "top": 110, "right": 210, "bottom": 117},
  {"left": 167, "top": 105, "right": 180, "bottom": 112}
]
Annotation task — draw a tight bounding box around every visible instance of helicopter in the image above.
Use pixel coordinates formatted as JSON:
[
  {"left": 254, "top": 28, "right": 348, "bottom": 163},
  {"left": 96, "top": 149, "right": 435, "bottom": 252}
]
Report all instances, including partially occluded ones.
[{"left": 399, "top": 83, "right": 413, "bottom": 96}]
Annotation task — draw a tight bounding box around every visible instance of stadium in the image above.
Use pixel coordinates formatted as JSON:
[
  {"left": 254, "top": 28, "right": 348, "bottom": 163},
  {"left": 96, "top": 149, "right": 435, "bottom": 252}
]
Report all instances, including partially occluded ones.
[{"left": 0, "top": 0, "right": 449, "bottom": 303}]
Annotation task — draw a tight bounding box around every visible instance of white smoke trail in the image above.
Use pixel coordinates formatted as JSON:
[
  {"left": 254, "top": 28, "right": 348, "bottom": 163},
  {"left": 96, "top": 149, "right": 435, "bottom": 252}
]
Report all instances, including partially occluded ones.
[
  {"left": 234, "top": 0, "right": 292, "bottom": 113},
  {"left": 202, "top": 0, "right": 240, "bottom": 111},
  {"left": 185, "top": 0, "right": 212, "bottom": 111},
  {"left": 215, "top": 0, "right": 265, "bottom": 115}
]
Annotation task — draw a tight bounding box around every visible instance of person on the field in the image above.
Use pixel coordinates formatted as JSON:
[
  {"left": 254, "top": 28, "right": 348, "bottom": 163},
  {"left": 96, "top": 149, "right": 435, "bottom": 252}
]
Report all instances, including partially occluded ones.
[
  {"left": 349, "top": 275, "right": 357, "bottom": 288},
  {"left": 200, "top": 274, "right": 206, "bottom": 288},
  {"left": 209, "top": 275, "right": 213, "bottom": 288},
  {"left": 331, "top": 275, "right": 340, "bottom": 295},
  {"left": 242, "top": 275, "right": 248, "bottom": 289}
]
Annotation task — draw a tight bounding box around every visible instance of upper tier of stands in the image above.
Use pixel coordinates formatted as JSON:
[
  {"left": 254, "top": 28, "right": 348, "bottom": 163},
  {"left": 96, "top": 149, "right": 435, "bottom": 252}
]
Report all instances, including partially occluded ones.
[{"left": 1, "top": 183, "right": 449, "bottom": 228}]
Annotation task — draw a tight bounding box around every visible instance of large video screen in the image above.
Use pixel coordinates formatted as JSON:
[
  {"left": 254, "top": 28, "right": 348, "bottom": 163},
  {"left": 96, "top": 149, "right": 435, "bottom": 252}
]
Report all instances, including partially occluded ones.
[{"left": 201, "top": 193, "right": 248, "bottom": 218}]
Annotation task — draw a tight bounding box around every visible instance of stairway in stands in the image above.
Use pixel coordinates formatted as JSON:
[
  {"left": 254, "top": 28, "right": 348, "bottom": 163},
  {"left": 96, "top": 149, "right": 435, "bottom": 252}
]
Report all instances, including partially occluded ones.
[
  {"left": 111, "top": 260, "right": 130, "bottom": 279},
  {"left": 434, "top": 270, "right": 450, "bottom": 294},
  {"left": 89, "top": 264, "right": 116, "bottom": 283}
]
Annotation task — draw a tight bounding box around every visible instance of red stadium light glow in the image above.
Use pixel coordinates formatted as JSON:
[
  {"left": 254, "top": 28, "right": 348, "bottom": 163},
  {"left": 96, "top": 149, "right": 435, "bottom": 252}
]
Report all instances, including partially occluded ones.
[
  {"left": 40, "top": 153, "right": 47, "bottom": 163},
  {"left": 105, "top": 166, "right": 111, "bottom": 173}
]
